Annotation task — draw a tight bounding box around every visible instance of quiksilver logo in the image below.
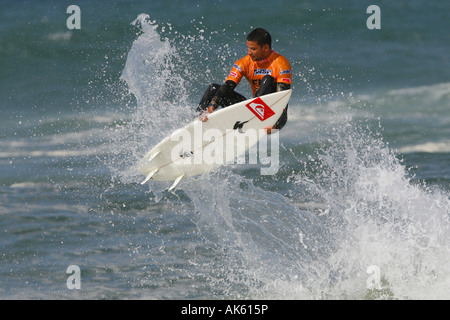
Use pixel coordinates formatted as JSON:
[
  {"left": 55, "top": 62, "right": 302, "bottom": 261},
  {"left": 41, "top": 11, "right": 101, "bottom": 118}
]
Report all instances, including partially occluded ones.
[{"left": 245, "top": 97, "right": 275, "bottom": 121}]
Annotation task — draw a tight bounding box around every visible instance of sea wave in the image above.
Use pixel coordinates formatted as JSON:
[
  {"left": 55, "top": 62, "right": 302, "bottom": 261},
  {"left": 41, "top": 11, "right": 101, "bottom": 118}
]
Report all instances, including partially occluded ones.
[{"left": 399, "top": 141, "right": 450, "bottom": 154}]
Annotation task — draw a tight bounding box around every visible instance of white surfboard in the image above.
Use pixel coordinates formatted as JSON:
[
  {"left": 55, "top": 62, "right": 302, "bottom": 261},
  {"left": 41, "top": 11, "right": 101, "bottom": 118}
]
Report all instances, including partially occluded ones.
[{"left": 138, "top": 89, "right": 292, "bottom": 190}]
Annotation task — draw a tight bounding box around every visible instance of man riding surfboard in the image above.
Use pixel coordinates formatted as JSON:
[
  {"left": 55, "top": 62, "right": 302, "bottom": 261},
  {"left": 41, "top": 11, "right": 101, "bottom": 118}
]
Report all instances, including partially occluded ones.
[{"left": 197, "top": 28, "right": 292, "bottom": 134}]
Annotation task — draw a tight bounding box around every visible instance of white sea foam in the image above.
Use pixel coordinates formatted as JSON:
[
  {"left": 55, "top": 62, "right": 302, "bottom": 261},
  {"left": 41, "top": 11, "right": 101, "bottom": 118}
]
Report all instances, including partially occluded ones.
[
  {"left": 47, "top": 31, "right": 72, "bottom": 41},
  {"left": 399, "top": 141, "right": 450, "bottom": 153}
]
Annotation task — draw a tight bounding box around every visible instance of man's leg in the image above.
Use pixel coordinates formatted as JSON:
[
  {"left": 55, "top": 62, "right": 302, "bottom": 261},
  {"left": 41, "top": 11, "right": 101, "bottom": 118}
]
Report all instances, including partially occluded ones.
[
  {"left": 255, "top": 76, "right": 288, "bottom": 131},
  {"left": 197, "top": 83, "right": 246, "bottom": 112},
  {"left": 197, "top": 83, "right": 221, "bottom": 112},
  {"left": 222, "top": 90, "right": 247, "bottom": 107},
  {"left": 255, "top": 75, "right": 277, "bottom": 97}
]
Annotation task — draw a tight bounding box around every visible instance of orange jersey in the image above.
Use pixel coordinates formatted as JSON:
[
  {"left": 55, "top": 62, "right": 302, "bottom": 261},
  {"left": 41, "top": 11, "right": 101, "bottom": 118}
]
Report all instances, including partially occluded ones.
[{"left": 225, "top": 51, "right": 292, "bottom": 96}]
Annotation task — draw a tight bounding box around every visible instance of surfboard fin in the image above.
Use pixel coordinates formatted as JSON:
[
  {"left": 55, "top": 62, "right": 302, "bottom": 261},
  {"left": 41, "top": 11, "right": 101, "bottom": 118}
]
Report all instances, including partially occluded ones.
[
  {"left": 146, "top": 151, "right": 160, "bottom": 162},
  {"left": 168, "top": 174, "right": 184, "bottom": 191},
  {"left": 141, "top": 168, "right": 158, "bottom": 185}
]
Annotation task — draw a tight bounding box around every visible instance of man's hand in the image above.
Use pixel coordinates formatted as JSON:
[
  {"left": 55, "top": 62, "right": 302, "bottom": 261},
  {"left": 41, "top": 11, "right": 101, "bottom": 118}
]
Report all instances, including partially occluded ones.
[
  {"left": 264, "top": 126, "right": 274, "bottom": 134},
  {"left": 199, "top": 105, "right": 215, "bottom": 122}
]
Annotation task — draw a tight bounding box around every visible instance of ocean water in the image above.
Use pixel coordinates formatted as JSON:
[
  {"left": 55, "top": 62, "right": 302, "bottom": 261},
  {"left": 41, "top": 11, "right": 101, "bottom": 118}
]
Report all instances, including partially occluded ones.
[{"left": 1, "top": 0, "right": 449, "bottom": 300}]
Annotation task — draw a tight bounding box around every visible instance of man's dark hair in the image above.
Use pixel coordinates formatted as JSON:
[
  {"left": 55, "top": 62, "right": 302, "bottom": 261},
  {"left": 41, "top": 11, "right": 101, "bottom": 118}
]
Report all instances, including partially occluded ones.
[{"left": 247, "top": 28, "right": 272, "bottom": 48}]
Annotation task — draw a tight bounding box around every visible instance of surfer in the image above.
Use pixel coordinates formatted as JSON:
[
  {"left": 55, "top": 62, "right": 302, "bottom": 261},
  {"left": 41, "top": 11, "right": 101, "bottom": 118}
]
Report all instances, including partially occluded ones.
[{"left": 197, "top": 28, "right": 292, "bottom": 134}]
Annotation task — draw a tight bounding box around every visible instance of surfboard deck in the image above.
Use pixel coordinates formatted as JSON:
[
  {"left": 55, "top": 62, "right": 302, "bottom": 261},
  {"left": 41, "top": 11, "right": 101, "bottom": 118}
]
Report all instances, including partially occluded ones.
[{"left": 138, "top": 89, "right": 292, "bottom": 189}]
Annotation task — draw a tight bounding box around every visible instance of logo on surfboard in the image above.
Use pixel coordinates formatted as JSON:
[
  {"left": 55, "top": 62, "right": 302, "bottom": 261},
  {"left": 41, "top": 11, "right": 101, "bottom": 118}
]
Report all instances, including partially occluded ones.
[{"left": 245, "top": 97, "right": 275, "bottom": 121}]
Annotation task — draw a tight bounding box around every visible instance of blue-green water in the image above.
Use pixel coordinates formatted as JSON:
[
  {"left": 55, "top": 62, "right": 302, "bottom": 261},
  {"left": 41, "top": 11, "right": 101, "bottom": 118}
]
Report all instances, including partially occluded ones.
[{"left": 1, "top": 0, "right": 449, "bottom": 299}]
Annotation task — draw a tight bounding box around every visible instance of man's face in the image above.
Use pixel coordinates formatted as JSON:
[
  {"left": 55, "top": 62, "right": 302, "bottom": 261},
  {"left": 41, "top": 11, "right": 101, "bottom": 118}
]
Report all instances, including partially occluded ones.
[{"left": 247, "top": 40, "right": 271, "bottom": 61}]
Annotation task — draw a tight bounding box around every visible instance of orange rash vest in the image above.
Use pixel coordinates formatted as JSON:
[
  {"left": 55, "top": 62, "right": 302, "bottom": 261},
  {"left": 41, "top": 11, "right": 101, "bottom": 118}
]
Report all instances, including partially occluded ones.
[{"left": 225, "top": 50, "right": 292, "bottom": 96}]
